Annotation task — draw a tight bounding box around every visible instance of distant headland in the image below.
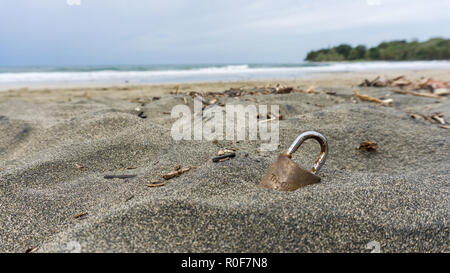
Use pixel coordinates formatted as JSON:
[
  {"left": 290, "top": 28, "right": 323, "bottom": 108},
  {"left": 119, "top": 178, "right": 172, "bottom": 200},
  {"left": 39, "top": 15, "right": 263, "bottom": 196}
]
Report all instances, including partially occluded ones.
[{"left": 305, "top": 38, "right": 450, "bottom": 62}]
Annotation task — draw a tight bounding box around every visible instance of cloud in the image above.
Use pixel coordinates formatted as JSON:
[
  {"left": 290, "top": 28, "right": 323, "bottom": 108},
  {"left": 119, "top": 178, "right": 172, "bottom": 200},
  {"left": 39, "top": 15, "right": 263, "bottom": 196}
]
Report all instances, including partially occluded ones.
[
  {"left": 0, "top": 0, "right": 449, "bottom": 65},
  {"left": 244, "top": 0, "right": 450, "bottom": 34}
]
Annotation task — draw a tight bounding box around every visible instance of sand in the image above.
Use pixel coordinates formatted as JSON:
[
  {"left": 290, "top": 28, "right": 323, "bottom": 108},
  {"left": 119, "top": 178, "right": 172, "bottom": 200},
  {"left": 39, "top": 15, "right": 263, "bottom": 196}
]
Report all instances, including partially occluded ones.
[{"left": 0, "top": 70, "right": 449, "bottom": 253}]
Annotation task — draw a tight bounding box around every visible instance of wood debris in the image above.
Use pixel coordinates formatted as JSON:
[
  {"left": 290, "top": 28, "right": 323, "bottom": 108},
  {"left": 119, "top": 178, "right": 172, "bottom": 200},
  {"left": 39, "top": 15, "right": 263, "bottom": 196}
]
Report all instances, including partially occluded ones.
[
  {"left": 433, "top": 88, "right": 450, "bottom": 96},
  {"left": 137, "top": 111, "right": 147, "bottom": 119},
  {"left": 305, "top": 87, "right": 316, "bottom": 94},
  {"left": 391, "top": 89, "right": 441, "bottom": 99},
  {"left": 359, "top": 76, "right": 386, "bottom": 87},
  {"left": 74, "top": 212, "right": 88, "bottom": 219},
  {"left": 25, "top": 246, "right": 39, "bottom": 253},
  {"left": 74, "top": 163, "right": 84, "bottom": 170},
  {"left": 391, "top": 77, "right": 412, "bottom": 88},
  {"left": 276, "top": 87, "right": 293, "bottom": 94},
  {"left": 359, "top": 76, "right": 449, "bottom": 97},
  {"left": 410, "top": 112, "right": 446, "bottom": 125},
  {"left": 212, "top": 153, "right": 236, "bottom": 162},
  {"left": 259, "top": 117, "right": 276, "bottom": 123},
  {"left": 357, "top": 141, "right": 377, "bottom": 151},
  {"left": 431, "top": 113, "right": 446, "bottom": 125},
  {"left": 415, "top": 78, "right": 450, "bottom": 92},
  {"left": 147, "top": 182, "right": 166, "bottom": 187},
  {"left": 163, "top": 167, "right": 191, "bottom": 180},
  {"left": 217, "top": 149, "right": 234, "bottom": 156},
  {"left": 184, "top": 84, "right": 319, "bottom": 101},
  {"left": 439, "top": 125, "right": 450, "bottom": 130},
  {"left": 353, "top": 89, "right": 392, "bottom": 106},
  {"left": 259, "top": 112, "right": 283, "bottom": 123},
  {"left": 104, "top": 174, "right": 137, "bottom": 179}
]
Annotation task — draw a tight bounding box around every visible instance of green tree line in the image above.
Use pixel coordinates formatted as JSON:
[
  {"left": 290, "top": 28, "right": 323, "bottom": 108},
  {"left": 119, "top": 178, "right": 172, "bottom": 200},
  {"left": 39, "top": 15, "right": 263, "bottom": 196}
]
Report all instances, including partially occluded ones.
[{"left": 305, "top": 38, "right": 450, "bottom": 61}]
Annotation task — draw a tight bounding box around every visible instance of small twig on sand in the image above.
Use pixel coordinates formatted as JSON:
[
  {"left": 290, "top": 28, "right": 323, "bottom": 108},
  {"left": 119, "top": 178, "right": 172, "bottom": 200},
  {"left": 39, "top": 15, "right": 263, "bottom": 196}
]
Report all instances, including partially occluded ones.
[
  {"left": 104, "top": 175, "right": 137, "bottom": 179},
  {"left": 391, "top": 89, "right": 441, "bottom": 99},
  {"left": 259, "top": 117, "right": 276, "bottom": 123},
  {"left": 147, "top": 182, "right": 166, "bottom": 187},
  {"left": 74, "top": 212, "right": 88, "bottom": 219},
  {"left": 163, "top": 167, "right": 191, "bottom": 180},
  {"left": 25, "top": 246, "right": 39, "bottom": 253},
  {"left": 353, "top": 89, "right": 392, "bottom": 106},
  {"left": 357, "top": 141, "right": 377, "bottom": 151},
  {"left": 410, "top": 112, "right": 446, "bottom": 125},
  {"left": 212, "top": 153, "right": 236, "bottom": 162}
]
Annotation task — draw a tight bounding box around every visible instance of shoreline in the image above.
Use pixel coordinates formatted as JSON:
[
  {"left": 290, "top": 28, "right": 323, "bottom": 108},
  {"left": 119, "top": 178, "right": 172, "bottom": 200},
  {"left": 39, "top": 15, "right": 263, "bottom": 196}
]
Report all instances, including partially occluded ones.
[{"left": 1, "top": 69, "right": 449, "bottom": 94}]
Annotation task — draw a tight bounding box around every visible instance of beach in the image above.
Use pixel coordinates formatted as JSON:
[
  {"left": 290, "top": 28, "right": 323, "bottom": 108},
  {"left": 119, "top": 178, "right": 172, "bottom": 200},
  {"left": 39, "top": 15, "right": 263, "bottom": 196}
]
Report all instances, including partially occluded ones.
[{"left": 0, "top": 69, "right": 449, "bottom": 253}]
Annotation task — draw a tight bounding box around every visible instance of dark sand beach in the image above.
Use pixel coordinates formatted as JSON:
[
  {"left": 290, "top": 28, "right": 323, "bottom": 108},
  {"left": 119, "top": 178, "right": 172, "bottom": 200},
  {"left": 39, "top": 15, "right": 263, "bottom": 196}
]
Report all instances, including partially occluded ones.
[{"left": 0, "top": 70, "right": 449, "bottom": 252}]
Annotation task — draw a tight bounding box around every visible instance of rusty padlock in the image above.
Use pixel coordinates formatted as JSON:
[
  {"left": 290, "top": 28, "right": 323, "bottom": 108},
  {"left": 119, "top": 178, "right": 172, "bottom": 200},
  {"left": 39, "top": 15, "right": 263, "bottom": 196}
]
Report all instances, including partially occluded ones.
[{"left": 258, "top": 131, "right": 328, "bottom": 191}]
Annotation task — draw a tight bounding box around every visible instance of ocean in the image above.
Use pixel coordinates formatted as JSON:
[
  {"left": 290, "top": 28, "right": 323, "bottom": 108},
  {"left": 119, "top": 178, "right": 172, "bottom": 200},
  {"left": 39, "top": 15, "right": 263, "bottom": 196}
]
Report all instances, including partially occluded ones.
[{"left": 0, "top": 61, "right": 449, "bottom": 85}]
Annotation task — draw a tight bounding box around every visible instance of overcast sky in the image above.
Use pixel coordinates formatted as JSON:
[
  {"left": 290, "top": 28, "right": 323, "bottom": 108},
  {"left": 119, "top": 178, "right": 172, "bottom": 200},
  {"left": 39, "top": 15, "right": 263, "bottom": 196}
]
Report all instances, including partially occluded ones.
[{"left": 1, "top": 0, "right": 449, "bottom": 66}]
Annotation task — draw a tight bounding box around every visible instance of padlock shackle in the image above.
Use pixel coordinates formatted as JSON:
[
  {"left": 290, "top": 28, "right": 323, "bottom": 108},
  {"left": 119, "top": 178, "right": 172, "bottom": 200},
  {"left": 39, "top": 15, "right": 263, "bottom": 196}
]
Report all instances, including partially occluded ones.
[{"left": 285, "top": 131, "right": 328, "bottom": 174}]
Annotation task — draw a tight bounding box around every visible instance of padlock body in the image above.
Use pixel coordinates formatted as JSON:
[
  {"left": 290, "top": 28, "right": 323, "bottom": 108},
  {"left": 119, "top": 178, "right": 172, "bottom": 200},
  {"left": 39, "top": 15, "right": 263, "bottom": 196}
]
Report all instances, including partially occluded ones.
[{"left": 258, "top": 154, "right": 321, "bottom": 191}]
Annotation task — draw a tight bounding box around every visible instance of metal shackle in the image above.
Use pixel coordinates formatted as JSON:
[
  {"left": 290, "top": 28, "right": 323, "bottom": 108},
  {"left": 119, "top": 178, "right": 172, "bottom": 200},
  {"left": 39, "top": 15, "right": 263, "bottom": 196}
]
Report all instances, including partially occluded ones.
[{"left": 284, "top": 131, "right": 328, "bottom": 174}]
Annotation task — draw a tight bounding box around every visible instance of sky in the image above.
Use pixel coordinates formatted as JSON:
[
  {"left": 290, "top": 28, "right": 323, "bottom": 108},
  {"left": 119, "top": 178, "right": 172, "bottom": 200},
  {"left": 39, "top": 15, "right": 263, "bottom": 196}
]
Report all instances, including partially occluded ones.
[{"left": 0, "top": 0, "right": 449, "bottom": 66}]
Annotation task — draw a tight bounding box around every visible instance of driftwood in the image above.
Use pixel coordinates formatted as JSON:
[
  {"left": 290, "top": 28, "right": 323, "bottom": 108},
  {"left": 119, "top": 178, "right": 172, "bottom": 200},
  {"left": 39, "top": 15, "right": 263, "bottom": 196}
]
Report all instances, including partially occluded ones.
[
  {"left": 353, "top": 90, "right": 392, "bottom": 106},
  {"left": 74, "top": 212, "right": 88, "bottom": 219},
  {"left": 357, "top": 141, "right": 377, "bottom": 151},
  {"left": 147, "top": 182, "right": 166, "bottom": 187},
  {"left": 359, "top": 76, "right": 449, "bottom": 97},
  {"left": 358, "top": 76, "right": 386, "bottom": 87},
  {"left": 104, "top": 175, "right": 137, "bottom": 179},
  {"left": 163, "top": 167, "right": 191, "bottom": 180},
  {"left": 212, "top": 153, "right": 236, "bottom": 162},
  {"left": 410, "top": 112, "right": 446, "bottom": 125},
  {"left": 391, "top": 89, "right": 441, "bottom": 99}
]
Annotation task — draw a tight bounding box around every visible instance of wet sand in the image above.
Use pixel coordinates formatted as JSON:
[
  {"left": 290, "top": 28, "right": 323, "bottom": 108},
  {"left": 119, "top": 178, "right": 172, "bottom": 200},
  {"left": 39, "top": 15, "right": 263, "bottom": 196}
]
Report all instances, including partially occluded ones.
[{"left": 0, "top": 70, "right": 449, "bottom": 252}]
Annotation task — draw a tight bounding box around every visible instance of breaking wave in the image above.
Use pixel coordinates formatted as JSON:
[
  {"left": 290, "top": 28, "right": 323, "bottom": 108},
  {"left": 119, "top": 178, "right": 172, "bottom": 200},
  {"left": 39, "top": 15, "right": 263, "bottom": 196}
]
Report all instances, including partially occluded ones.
[{"left": 0, "top": 61, "right": 449, "bottom": 84}]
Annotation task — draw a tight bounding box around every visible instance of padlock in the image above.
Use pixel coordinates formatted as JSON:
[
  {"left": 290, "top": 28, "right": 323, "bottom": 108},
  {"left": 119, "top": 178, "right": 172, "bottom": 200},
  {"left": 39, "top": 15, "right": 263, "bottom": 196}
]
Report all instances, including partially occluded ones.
[{"left": 258, "top": 131, "right": 328, "bottom": 191}]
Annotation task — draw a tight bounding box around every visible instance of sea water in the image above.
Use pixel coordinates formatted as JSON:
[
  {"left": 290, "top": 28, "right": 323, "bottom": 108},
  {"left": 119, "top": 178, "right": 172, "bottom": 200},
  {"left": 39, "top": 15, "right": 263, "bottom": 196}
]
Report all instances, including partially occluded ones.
[{"left": 0, "top": 61, "right": 449, "bottom": 85}]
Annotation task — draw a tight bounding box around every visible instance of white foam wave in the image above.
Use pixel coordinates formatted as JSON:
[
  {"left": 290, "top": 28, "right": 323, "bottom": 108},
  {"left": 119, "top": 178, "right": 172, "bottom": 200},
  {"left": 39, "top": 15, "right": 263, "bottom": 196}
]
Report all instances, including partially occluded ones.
[{"left": 0, "top": 61, "right": 449, "bottom": 84}]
